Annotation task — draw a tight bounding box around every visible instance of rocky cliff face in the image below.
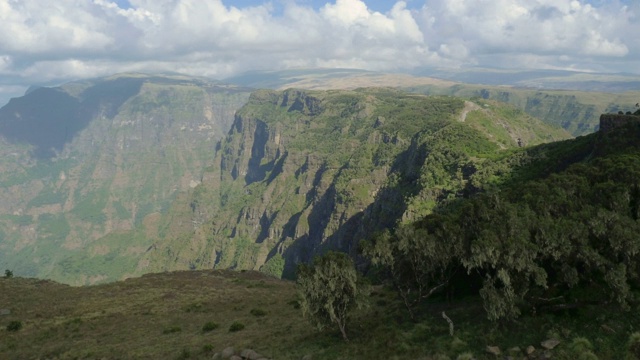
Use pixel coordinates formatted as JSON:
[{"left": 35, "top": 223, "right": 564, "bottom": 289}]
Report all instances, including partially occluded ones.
[
  {"left": 0, "top": 74, "right": 251, "bottom": 284},
  {"left": 140, "top": 88, "right": 571, "bottom": 279},
  {"left": 0, "top": 82, "right": 572, "bottom": 284}
]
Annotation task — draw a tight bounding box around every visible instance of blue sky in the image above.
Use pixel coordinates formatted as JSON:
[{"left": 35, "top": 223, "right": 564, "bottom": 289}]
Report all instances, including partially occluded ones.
[{"left": 0, "top": 0, "right": 638, "bottom": 105}]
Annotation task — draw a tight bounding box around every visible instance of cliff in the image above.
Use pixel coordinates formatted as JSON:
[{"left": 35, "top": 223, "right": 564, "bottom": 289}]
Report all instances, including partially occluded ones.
[
  {"left": 0, "top": 74, "right": 251, "bottom": 284},
  {"left": 0, "top": 84, "right": 572, "bottom": 284},
  {"left": 139, "top": 88, "right": 570, "bottom": 279}
]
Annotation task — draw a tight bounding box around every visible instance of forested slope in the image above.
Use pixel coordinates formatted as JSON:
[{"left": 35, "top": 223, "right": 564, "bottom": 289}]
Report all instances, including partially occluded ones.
[{"left": 365, "top": 116, "right": 640, "bottom": 322}]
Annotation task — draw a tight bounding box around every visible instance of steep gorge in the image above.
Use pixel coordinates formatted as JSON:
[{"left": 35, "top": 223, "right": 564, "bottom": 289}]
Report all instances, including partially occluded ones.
[
  {"left": 139, "top": 88, "right": 571, "bottom": 279},
  {"left": 0, "top": 82, "right": 574, "bottom": 284}
]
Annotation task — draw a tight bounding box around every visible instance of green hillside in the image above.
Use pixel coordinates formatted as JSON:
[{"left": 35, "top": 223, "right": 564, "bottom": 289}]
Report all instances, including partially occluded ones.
[
  {"left": 364, "top": 116, "right": 640, "bottom": 320},
  {"left": 1, "top": 118, "right": 639, "bottom": 358},
  {"left": 137, "top": 88, "right": 570, "bottom": 280},
  {"left": 406, "top": 83, "right": 640, "bottom": 136},
  {"left": 1, "top": 90, "right": 639, "bottom": 359},
  {"left": 4, "top": 75, "right": 631, "bottom": 287},
  {"left": 225, "top": 68, "right": 640, "bottom": 137}
]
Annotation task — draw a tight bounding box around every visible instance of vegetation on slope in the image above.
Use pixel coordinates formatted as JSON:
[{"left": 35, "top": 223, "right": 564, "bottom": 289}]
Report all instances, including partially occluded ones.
[
  {"left": 227, "top": 68, "right": 640, "bottom": 137},
  {"left": 1, "top": 94, "right": 639, "bottom": 359},
  {"left": 357, "top": 120, "right": 640, "bottom": 355},
  {"left": 407, "top": 83, "right": 640, "bottom": 136},
  {"left": 1, "top": 267, "right": 639, "bottom": 359},
  {"left": 0, "top": 74, "right": 251, "bottom": 284},
  {"left": 140, "top": 88, "right": 569, "bottom": 280}
]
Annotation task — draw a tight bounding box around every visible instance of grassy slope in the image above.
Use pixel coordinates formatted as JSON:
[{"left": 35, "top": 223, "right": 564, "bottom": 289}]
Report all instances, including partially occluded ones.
[
  {"left": 407, "top": 83, "right": 640, "bottom": 136},
  {"left": 1, "top": 270, "right": 637, "bottom": 359}
]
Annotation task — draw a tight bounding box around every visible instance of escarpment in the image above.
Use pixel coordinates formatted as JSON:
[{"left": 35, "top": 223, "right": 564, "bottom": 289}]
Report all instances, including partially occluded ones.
[{"left": 141, "top": 88, "right": 570, "bottom": 278}]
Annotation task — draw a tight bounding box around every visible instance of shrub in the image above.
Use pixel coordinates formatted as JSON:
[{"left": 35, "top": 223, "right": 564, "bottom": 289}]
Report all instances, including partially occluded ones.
[
  {"left": 362, "top": 227, "right": 457, "bottom": 321},
  {"left": 568, "top": 337, "right": 598, "bottom": 360},
  {"left": 6, "top": 321, "right": 22, "bottom": 332},
  {"left": 250, "top": 308, "right": 267, "bottom": 317},
  {"left": 456, "top": 353, "right": 475, "bottom": 360},
  {"left": 228, "top": 321, "right": 245, "bottom": 332},
  {"left": 4, "top": 269, "right": 13, "bottom": 278},
  {"left": 162, "top": 326, "right": 181, "bottom": 334},
  {"left": 184, "top": 302, "right": 205, "bottom": 313},
  {"left": 287, "top": 299, "right": 300, "bottom": 309},
  {"left": 261, "top": 254, "right": 285, "bottom": 278},
  {"left": 201, "top": 321, "right": 219, "bottom": 333},
  {"left": 627, "top": 332, "right": 640, "bottom": 360},
  {"left": 177, "top": 348, "right": 191, "bottom": 359},
  {"left": 577, "top": 353, "right": 598, "bottom": 360},
  {"left": 569, "top": 337, "right": 593, "bottom": 352}
]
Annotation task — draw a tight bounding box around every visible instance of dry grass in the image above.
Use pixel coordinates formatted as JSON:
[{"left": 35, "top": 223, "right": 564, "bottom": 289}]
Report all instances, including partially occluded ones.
[
  {"left": 2, "top": 270, "right": 636, "bottom": 360},
  {"left": 0, "top": 270, "right": 315, "bottom": 359}
]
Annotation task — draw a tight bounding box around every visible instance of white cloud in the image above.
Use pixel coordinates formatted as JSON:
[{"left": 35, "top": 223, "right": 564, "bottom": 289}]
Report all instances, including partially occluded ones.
[
  {"left": 0, "top": 1, "right": 120, "bottom": 55},
  {"left": 417, "top": 0, "right": 638, "bottom": 68},
  {"left": 0, "top": 0, "right": 638, "bottom": 106}
]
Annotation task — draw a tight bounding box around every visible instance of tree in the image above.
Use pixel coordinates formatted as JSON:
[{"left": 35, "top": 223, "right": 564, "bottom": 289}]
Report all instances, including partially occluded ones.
[
  {"left": 362, "top": 222, "right": 459, "bottom": 321},
  {"left": 296, "top": 251, "right": 369, "bottom": 341},
  {"left": 4, "top": 269, "right": 13, "bottom": 278}
]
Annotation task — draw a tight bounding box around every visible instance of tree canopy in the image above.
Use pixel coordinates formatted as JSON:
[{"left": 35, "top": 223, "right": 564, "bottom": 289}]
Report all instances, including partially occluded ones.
[
  {"left": 296, "top": 251, "right": 369, "bottom": 341},
  {"left": 362, "top": 123, "right": 640, "bottom": 321}
]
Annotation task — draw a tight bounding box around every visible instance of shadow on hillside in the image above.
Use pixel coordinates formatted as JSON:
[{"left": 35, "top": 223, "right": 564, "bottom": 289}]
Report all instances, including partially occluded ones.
[
  {"left": 274, "top": 122, "right": 635, "bottom": 277},
  {"left": 0, "top": 78, "right": 144, "bottom": 159},
  {"left": 276, "top": 137, "right": 434, "bottom": 277}
]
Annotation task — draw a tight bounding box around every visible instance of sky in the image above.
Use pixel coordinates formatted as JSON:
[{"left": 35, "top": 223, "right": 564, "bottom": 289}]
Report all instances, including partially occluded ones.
[{"left": 0, "top": 0, "right": 639, "bottom": 105}]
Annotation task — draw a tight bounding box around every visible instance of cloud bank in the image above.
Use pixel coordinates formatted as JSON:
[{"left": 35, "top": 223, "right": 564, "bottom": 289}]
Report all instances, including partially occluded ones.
[{"left": 0, "top": 0, "right": 638, "bottom": 103}]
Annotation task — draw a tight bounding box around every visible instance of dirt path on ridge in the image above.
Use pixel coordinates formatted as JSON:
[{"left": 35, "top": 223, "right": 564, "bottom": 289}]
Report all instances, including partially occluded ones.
[{"left": 459, "top": 101, "right": 482, "bottom": 122}]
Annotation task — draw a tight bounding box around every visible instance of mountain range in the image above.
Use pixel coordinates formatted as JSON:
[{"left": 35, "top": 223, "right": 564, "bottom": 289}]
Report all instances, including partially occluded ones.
[
  {"left": 0, "top": 69, "right": 637, "bottom": 284},
  {"left": 1, "top": 81, "right": 639, "bottom": 358}
]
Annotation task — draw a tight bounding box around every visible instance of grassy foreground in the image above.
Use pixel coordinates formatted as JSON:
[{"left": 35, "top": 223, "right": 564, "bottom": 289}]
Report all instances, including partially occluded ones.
[{"left": 1, "top": 270, "right": 638, "bottom": 359}]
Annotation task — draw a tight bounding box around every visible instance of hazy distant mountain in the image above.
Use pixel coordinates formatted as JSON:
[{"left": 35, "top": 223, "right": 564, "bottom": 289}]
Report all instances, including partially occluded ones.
[
  {"left": 411, "top": 67, "right": 640, "bottom": 91},
  {"left": 224, "top": 68, "right": 376, "bottom": 89},
  {"left": 0, "top": 73, "right": 251, "bottom": 284},
  {"left": 225, "top": 68, "right": 640, "bottom": 136}
]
